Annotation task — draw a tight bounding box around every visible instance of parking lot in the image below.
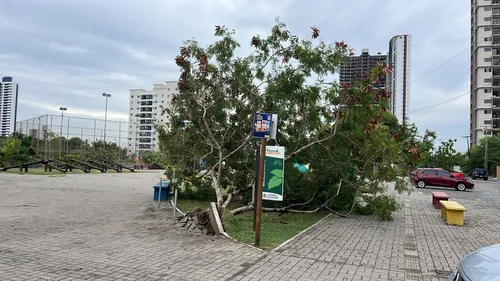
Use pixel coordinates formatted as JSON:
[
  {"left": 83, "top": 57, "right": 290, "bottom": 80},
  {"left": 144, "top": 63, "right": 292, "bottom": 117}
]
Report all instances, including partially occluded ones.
[{"left": 0, "top": 173, "right": 499, "bottom": 280}]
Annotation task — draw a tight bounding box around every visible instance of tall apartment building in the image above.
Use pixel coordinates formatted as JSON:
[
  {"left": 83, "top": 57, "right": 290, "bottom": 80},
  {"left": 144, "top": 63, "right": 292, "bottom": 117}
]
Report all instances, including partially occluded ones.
[
  {"left": 0, "top": 76, "right": 19, "bottom": 137},
  {"left": 471, "top": 0, "right": 500, "bottom": 145},
  {"left": 387, "top": 35, "right": 412, "bottom": 125},
  {"left": 339, "top": 49, "right": 387, "bottom": 88},
  {"left": 128, "top": 81, "right": 177, "bottom": 156}
]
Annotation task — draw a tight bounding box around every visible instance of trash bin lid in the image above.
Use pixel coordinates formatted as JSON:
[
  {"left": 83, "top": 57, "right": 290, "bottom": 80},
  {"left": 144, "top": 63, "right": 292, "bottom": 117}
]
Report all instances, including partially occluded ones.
[{"left": 153, "top": 181, "right": 170, "bottom": 188}]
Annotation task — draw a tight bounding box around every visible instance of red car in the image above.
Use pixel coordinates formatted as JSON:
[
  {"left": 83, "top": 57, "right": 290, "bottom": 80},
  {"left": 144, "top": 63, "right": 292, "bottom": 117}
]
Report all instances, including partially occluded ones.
[
  {"left": 412, "top": 168, "right": 474, "bottom": 191},
  {"left": 450, "top": 171, "right": 465, "bottom": 178}
]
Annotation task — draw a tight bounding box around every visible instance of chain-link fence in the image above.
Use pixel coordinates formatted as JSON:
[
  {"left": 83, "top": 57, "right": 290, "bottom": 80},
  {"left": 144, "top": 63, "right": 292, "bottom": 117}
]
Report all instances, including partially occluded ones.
[{"left": 15, "top": 114, "right": 129, "bottom": 160}]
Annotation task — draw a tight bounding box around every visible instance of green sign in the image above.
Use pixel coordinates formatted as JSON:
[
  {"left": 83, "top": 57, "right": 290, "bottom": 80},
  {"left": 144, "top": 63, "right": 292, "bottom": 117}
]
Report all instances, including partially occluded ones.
[{"left": 263, "top": 146, "right": 285, "bottom": 201}]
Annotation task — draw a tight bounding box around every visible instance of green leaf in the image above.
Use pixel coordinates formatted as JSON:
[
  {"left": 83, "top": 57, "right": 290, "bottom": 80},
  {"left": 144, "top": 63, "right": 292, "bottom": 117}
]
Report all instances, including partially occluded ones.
[
  {"left": 270, "top": 169, "right": 283, "bottom": 178},
  {"left": 267, "top": 176, "right": 282, "bottom": 190}
]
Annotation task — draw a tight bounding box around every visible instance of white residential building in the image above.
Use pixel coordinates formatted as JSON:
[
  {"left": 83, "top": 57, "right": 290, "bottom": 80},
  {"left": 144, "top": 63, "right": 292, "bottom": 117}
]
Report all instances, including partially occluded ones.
[
  {"left": 471, "top": 0, "right": 500, "bottom": 145},
  {"left": 387, "top": 35, "right": 411, "bottom": 125},
  {"left": 0, "top": 76, "right": 19, "bottom": 137},
  {"left": 127, "top": 81, "right": 177, "bottom": 156}
]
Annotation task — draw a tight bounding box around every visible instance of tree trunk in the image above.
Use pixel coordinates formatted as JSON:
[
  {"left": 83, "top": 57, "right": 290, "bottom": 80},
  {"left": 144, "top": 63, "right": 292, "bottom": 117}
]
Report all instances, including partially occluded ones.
[{"left": 211, "top": 168, "right": 224, "bottom": 207}]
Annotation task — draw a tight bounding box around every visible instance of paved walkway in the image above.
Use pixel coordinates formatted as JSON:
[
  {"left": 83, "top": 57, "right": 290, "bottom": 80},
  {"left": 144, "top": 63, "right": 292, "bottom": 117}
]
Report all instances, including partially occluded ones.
[
  {"left": 0, "top": 172, "right": 262, "bottom": 281},
  {"left": 234, "top": 181, "right": 500, "bottom": 281},
  {"left": 1, "top": 173, "right": 499, "bottom": 280}
]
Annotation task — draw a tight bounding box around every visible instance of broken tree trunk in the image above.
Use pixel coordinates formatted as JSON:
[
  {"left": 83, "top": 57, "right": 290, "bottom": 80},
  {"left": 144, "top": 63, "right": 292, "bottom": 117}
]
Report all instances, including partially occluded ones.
[{"left": 176, "top": 208, "right": 215, "bottom": 235}]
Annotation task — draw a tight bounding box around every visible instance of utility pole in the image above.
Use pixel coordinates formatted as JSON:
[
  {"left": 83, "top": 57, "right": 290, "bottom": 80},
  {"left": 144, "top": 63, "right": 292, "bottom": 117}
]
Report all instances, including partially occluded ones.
[{"left": 462, "top": 135, "right": 470, "bottom": 153}]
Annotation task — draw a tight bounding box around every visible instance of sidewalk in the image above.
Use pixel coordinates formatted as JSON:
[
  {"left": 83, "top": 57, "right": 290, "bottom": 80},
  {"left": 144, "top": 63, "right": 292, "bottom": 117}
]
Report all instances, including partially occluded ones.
[{"left": 231, "top": 181, "right": 500, "bottom": 281}]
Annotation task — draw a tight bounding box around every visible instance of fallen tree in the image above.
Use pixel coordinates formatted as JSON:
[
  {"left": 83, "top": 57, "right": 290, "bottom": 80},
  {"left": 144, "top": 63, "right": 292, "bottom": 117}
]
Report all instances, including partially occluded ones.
[{"left": 157, "top": 20, "right": 415, "bottom": 220}]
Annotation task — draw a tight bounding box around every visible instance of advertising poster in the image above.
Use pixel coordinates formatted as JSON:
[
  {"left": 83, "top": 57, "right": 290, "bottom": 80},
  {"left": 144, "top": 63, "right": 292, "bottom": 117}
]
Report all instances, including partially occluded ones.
[{"left": 262, "top": 146, "right": 285, "bottom": 201}]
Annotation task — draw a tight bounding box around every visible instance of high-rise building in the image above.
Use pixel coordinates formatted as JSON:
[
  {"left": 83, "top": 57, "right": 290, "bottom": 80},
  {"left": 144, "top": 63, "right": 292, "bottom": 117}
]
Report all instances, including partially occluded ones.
[
  {"left": 0, "top": 76, "right": 19, "bottom": 137},
  {"left": 128, "top": 81, "right": 178, "bottom": 156},
  {"left": 470, "top": 0, "right": 500, "bottom": 145},
  {"left": 339, "top": 49, "right": 387, "bottom": 88},
  {"left": 387, "top": 35, "right": 412, "bottom": 125}
]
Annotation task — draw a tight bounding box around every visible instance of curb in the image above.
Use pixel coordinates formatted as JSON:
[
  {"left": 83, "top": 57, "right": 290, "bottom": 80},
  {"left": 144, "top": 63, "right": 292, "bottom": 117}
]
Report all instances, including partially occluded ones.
[
  {"left": 272, "top": 212, "right": 333, "bottom": 252},
  {"left": 221, "top": 231, "right": 265, "bottom": 252}
]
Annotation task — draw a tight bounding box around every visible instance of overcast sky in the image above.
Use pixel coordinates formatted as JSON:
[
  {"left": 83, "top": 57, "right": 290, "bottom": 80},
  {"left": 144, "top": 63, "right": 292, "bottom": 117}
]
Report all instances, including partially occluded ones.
[{"left": 0, "top": 0, "right": 470, "bottom": 151}]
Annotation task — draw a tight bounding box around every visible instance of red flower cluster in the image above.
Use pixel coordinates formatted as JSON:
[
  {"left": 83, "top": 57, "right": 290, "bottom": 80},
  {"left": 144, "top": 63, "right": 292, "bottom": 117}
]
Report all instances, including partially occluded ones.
[
  {"left": 197, "top": 54, "right": 208, "bottom": 72},
  {"left": 335, "top": 41, "right": 348, "bottom": 48},
  {"left": 311, "top": 26, "right": 320, "bottom": 39}
]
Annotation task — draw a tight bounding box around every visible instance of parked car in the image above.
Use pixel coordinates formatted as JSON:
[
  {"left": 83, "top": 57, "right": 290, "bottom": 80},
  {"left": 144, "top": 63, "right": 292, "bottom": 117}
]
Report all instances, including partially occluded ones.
[
  {"left": 411, "top": 168, "right": 474, "bottom": 191},
  {"left": 449, "top": 244, "right": 500, "bottom": 281},
  {"left": 450, "top": 171, "right": 465, "bottom": 178},
  {"left": 472, "top": 168, "right": 488, "bottom": 180}
]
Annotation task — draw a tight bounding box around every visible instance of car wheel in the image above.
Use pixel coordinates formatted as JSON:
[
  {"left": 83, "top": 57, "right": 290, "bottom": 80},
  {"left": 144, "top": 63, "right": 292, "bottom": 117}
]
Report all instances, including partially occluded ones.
[
  {"left": 472, "top": 177, "right": 476, "bottom": 180},
  {"left": 484, "top": 177, "right": 488, "bottom": 181},
  {"left": 417, "top": 180, "right": 426, "bottom": 188},
  {"left": 456, "top": 182, "right": 467, "bottom": 191}
]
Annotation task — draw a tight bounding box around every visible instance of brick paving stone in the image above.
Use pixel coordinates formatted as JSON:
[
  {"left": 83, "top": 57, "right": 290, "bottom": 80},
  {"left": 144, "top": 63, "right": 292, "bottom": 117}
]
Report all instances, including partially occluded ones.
[
  {"left": 233, "top": 180, "right": 500, "bottom": 280},
  {"left": 0, "top": 172, "right": 262, "bottom": 281},
  {"left": 2, "top": 173, "right": 499, "bottom": 281}
]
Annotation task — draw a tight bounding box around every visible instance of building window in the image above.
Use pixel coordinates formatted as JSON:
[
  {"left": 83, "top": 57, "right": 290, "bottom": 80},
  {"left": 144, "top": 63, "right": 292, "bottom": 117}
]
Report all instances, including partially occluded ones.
[
  {"left": 485, "top": 120, "right": 493, "bottom": 124},
  {"left": 485, "top": 110, "right": 493, "bottom": 114},
  {"left": 167, "top": 88, "right": 170, "bottom": 91},
  {"left": 485, "top": 88, "right": 492, "bottom": 93},
  {"left": 485, "top": 68, "right": 492, "bottom": 72},
  {"left": 486, "top": 26, "right": 492, "bottom": 31},
  {"left": 485, "top": 99, "right": 493, "bottom": 103},
  {"left": 485, "top": 78, "right": 493, "bottom": 82},
  {"left": 486, "top": 6, "right": 492, "bottom": 11},
  {"left": 486, "top": 17, "right": 492, "bottom": 21},
  {"left": 486, "top": 47, "right": 492, "bottom": 51},
  {"left": 486, "top": 37, "right": 493, "bottom": 41}
]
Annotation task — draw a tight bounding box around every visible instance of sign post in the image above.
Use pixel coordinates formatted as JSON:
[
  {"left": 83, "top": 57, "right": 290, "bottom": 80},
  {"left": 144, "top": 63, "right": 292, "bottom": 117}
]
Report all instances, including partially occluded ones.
[{"left": 252, "top": 113, "right": 278, "bottom": 247}]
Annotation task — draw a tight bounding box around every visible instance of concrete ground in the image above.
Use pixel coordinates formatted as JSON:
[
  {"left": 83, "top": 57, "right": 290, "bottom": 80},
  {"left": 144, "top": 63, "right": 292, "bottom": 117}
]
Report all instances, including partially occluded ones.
[{"left": 0, "top": 172, "right": 499, "bottom": 281}]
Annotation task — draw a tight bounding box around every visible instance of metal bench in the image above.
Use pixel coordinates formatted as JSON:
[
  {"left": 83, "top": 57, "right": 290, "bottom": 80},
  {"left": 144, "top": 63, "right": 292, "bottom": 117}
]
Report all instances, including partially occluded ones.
[
  {"left": 440, "top": 201, "right": 466, "bottom": 226},
  {"left": 431, "top": 191, "right": 450, "bottom": 209}
]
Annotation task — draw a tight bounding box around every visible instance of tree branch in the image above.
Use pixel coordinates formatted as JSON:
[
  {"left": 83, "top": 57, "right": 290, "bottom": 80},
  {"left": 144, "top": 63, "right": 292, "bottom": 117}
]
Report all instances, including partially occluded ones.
[
  {"left": 285, "top": 134, "right": 335, "bottom": 161},
  {"left": 230, "top": 180, "right": 343, "bottom": 215}
]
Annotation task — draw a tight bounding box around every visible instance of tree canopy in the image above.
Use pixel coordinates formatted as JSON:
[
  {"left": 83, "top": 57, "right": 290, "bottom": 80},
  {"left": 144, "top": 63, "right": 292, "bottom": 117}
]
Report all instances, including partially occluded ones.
[{"left": 156, "top": 20, "right": 418, "bottom": 220}]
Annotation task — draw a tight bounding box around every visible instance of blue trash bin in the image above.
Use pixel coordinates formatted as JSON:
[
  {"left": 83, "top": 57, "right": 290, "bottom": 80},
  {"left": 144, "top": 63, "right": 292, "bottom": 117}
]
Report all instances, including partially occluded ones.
[{"left": 153, "top": 181, "right": 170, "bottom": 201}]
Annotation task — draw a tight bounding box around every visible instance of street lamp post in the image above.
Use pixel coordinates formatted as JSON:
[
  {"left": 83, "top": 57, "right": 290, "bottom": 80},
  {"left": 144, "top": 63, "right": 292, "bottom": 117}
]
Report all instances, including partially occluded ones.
[
  {"left": 484, "top": 127, "right": 491, "bottom": 171},
  {"left": 102, "top": 93, "right": 111, "bottom": 148},
  {"left": 59, "top": 107, "right": 67, "bottom": 157}
]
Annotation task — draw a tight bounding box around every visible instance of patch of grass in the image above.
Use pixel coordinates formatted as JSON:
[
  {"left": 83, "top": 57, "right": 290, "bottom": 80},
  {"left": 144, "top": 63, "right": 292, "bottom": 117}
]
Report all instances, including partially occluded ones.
[
  {"left": 175, "top": 199, "right": 328, "bottom": 250},
  {"left": 176, "top": 199, "right": 211, "bottom": 213},
  {"left": 222, "top": 211, "right": 328, "bottom": 250}
]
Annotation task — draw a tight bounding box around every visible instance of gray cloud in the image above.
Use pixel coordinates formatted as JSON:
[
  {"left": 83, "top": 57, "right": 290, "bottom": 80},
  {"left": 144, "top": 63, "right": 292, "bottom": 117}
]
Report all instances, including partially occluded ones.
[{"left": 0, "top": 0, "right": 470, "bottom": 151}]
